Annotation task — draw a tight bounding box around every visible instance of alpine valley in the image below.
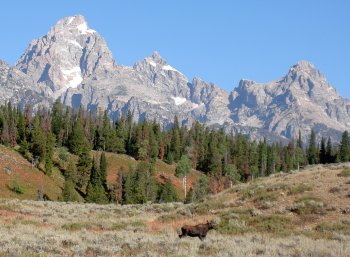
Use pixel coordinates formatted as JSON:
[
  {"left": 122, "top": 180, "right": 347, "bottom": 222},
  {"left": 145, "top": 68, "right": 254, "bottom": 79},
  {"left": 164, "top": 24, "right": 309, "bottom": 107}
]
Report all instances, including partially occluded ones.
[{"left": 1, "top": 15, "right": 350, "bottom": 142}]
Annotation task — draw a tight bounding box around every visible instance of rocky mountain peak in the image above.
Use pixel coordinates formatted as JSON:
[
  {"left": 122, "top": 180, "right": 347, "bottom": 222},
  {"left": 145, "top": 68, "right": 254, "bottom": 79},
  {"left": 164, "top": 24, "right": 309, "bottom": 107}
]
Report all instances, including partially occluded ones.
[
  {"left": 16, "top": 14, "right": 115, "bottom": 97},
  {"left": 286, "top": 60, "right": 324, "bottom": 81},
  {"left": 150, "top": 51, "right": 165, "bottom": 64},
  {"left": 238, "top": 79, "right": 256, "bottom": 89}
]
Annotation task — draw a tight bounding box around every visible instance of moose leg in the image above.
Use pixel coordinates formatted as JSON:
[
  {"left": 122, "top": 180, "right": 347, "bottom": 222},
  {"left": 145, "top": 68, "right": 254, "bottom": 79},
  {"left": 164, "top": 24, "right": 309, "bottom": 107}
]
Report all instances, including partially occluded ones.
[{"left": 179, "top": 228, "right": 187, "bottom": 238}]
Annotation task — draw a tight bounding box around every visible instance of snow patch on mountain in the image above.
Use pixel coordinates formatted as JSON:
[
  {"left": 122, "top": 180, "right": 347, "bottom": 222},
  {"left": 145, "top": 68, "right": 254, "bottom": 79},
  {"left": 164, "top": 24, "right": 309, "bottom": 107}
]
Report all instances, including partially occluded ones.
[
  {"left": 77, "top": 22, "right": 96, "bottom": 34},
  {"left": 163, "top": 65, "right": 178, "bottom": 72},
  {"left": 171, "top": 96, "right": 186, "bottom": 105},
  {"left": 61, "top": 67, "right": 82, "bottom": 88},
  {"left": 149, "top": 61, "right": 157, "bottom": 67}
]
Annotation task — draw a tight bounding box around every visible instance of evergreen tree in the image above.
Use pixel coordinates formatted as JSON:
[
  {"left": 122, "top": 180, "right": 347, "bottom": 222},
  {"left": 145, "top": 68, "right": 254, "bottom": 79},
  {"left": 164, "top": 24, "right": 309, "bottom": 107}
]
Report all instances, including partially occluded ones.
[
  {"left": 325, "top": 137, "right": 334, "bottom": 163},
  {"left": 0, "top": 115, "right": 10, "bottom": 146},
  {"left": 123, "top": 168, "right": 136, "bottom": 204},
  {"left": 115, "top": 116, "right": 127, "bottom": 153},
  {"left": 45, "top": 132, "right": 56, "bottom": 175},
  {"left": 62, "top": 161, "right": 80, "bottom": 202},
  {"left": 158, "top": 179, "right": 178, "bottom": 203},
  {"left": 100, "top": 152, "right": 108, "bottom": 189},
  {"left": 319, "top": 137, "right": 327, "bottom": 164},
  {"left": 85, "top": 157, "right": 108, "bottom": 204},
  {"left": 30, "top": 115, "right": 46, "bottom": 161},
  {"left": 339, "top": 130, "right": 350, "bottom": 162},
  {"left": 76, "top": 145, "right": 92, "bottom": 191},
  {"left": 52, "top": 100, "right": 63, "bottom": 142},
  {"left": 307, "top": 129, "right": 318, "bottom": 164},
  {"left": 16, "top": 110, "right": 26, "bottom": 143},
  {"left": 297, "top": 129, "right": 303, "bottom": 149},
  {"left": 62, "top": 179, "right": 80, "bottom": 202},
  {"left": 258, "top": 139, "right": 268, "bottom": 176},
  {"left": 68, "top": 117, "right": 87, "bottom": 155},
  {"left": 170, "top": 116, "right": 181, "bottom": 162}
]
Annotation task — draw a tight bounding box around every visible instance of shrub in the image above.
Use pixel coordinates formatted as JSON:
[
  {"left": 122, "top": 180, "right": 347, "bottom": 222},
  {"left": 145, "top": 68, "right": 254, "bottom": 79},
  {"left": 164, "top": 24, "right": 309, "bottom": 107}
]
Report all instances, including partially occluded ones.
[
  {"left": 240, "top": 185, "right": 278, "bottom": 202},
  {"left": 287, "top": 183, "right": 312, "bottom": 195},
  {"left": 248, "top": 215, "right": 292, "bottom": 234},
  {"left": 192, "top": 197, "right": 227, "bottom": 215},
  {"left": 11, "top": 177, "right": 25, "bottom": 194},
  {"left": 58, "top": 147, "right": 69, "bottom": 161},
  {"left": 290, "top": 196, "right": 326, "bottom": 215},
  {"left": 316, "top": 221, "right": 350, "bottom": 236},
  {"left": 338, "top": 168, "right": 350, "bottom": 177},
  {"left": 61, "top": 222, "right": 91, "bottom": 231}
]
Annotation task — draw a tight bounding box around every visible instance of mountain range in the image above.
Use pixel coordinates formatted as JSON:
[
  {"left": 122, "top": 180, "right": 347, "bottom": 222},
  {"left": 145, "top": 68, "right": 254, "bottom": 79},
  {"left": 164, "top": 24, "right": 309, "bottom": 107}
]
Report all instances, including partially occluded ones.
[{"left": 1, "top": 15, "right": 349, "bottom": 143}]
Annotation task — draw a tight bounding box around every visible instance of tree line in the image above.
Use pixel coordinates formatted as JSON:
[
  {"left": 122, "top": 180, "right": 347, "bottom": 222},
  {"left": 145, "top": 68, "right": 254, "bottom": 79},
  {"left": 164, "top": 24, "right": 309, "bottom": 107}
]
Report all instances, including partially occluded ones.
[{"left": 0, "top": 101, "right": 349, "bottom": 204}]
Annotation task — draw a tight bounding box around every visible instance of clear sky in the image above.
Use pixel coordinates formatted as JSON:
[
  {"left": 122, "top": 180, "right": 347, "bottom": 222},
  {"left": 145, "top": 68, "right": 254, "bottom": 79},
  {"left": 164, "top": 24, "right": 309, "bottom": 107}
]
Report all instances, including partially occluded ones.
[{"left": 1, "top": 1, "right": 349, "bottom": 98}]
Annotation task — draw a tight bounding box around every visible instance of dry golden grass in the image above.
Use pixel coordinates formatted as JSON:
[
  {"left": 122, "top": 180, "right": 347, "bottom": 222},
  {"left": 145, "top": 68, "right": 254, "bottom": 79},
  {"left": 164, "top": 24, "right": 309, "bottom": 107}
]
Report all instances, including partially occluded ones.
[
  {"left": 0, "top": 163, "right": 349, "bottom": 256},
  {"left": 0, "top": 145, "right": 62, "bottom": 200}
]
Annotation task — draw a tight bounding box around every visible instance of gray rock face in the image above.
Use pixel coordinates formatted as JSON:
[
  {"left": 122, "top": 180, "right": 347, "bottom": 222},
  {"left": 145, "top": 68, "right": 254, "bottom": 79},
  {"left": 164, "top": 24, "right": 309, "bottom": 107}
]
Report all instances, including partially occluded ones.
[
  {"left": 0, "top": 15, "right": 349, "bottom": 143},
  {"left": 16, "top": 15, "right": 115, "bottom": 97},
  {"left": 0, "top": 60, "right": 49, "bottom": 108},
  {"left": 229, "top": 61, "right": 350, "bottom": 141}
]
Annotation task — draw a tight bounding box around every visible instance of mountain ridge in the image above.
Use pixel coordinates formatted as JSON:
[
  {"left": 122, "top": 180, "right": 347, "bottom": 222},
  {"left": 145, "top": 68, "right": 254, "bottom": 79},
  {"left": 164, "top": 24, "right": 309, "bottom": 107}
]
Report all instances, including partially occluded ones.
[{"left": 0, "top": 14, "right": 349, "bottom": 143}]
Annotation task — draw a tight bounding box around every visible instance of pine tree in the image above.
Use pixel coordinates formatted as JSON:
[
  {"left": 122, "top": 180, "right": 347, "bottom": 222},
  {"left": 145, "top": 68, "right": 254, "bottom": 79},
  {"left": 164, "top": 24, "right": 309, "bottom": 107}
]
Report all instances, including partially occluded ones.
[
  {"left": 85, "top": 157, "right": 108, "bottom": 204},
  {"left": 52, "top": 100, "right": 63, "bottom": 145},
  {"left": 100, "top": 152, "right": 108, "bottom": 190},
  {"left": 319, "top": 137, "right": 327, "bottom": 164},
  {"left": 123, "top": 168, "right": 136, "bottom": 204},
  {"left": 297, "top": 129, "right": 303, "bottom": 149},
  {"left": 30, "top": 115, "right": 46, "bottom": 161},
  {"left": 0, "top": 115, "right": 9, "bottom": 146},
  {"left": 68, "top": 117, "right": 88, "bottom": 155},
  {"left": 62, "top": 161, "right": 80, "bottom": 202},
  {"left": 158, "top": 179, "right": 178, "bottom": 203},
  {"left": 76, "top": 145, "right": 92, "bottom": 191},
  {"left": 339, "top": 130, "right": 350, "bottom": 162},
  {"left": 258, "top": 139, "right": 268, "bottom": 176},
  {"left": 16, "top": 110, "right": 26, "bottom": 143},
  {"left": 325, "top": 137, "right": 334, "bottom": 163},
  {"left": 45, "top": 132, "right": 56, "bottom": 175},
  {"left": 307, "top": 129, "right": 318, "bottom": 164},
  {"left": 62, "top": 179, "right": 80, "bottom": 202},
  {"left": 170, "top": 116, "right": 181, "bottom": 162}
]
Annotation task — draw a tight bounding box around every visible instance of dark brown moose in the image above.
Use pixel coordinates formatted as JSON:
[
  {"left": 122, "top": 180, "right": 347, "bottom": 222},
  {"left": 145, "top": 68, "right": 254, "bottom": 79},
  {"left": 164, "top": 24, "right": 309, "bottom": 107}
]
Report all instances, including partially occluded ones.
[{"left": 179, "top": 220, "right": 216, "bottom": 241}]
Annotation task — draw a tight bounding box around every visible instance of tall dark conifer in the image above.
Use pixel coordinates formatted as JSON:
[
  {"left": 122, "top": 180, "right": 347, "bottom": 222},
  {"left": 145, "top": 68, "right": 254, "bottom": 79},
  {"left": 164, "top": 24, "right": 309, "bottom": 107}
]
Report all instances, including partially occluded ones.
[{"left": 307, "top": 129, "right": 318, "bottom": 164}]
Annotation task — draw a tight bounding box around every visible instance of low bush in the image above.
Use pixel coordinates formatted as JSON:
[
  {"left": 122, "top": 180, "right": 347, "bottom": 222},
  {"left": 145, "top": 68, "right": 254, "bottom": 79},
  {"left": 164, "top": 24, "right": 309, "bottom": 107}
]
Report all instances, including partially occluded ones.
[
  {"left": 316, "top": 221, "right": 350, "bottom": 236},
  {"left": 290, "top": 196, "right": 326, "bottom": 215},
  {"left": 11, "top": 178, "right": 25, "bottom": 194},
  {"left": 287, "top": 183, "right": 312, "bottom": 195},
  {"left": 338, "top": 168, "right": 350, "bottom": 177},
  {"left": 61, "top": 222, "right": 91, "bottom": 231},
  {"left": 248, "top": 215, "right": 292, "bottom": 234}
]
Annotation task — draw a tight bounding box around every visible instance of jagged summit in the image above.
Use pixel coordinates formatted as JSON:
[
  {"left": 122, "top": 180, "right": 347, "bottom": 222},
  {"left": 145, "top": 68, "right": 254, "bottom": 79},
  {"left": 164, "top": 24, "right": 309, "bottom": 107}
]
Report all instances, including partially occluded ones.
[
  {"left": 1, "top": 15, "right": 350, "bottom": 144},
  {"left": 293, "top": 60, "right": 316, "bottom": 70},
  {"left": 49, "top": 15, "right": 93, "bottom": 33},
  {"left": 16, "top": 14, "right": 115, "bottom": 94},
  {"left": 287, "top": 60, "right": 324, "bottom": 81},
  {"left": 150, "top": 51, "right": 164, "bottom": 63}
]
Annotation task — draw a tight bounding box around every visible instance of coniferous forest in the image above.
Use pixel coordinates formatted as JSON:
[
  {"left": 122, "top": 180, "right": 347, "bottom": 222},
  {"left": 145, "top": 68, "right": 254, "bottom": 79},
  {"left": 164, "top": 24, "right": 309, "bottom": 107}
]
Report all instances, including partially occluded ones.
[{"left": 0, "top": 101, "right": 349, "bottom": 204}]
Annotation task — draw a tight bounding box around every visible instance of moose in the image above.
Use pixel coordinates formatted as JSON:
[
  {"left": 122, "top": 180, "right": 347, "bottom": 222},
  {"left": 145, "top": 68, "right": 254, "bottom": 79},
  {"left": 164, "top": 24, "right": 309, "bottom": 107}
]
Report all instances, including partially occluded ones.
[{"left": 179, "top": 220, "right": 216, "bottom": 241}]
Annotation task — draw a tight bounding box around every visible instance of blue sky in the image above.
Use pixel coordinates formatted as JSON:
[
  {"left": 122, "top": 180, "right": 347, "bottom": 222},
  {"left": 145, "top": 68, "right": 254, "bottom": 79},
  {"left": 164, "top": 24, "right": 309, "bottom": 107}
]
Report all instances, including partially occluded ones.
[{"left": 1, "top": 1, "right": 349, "bottom": 98}]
